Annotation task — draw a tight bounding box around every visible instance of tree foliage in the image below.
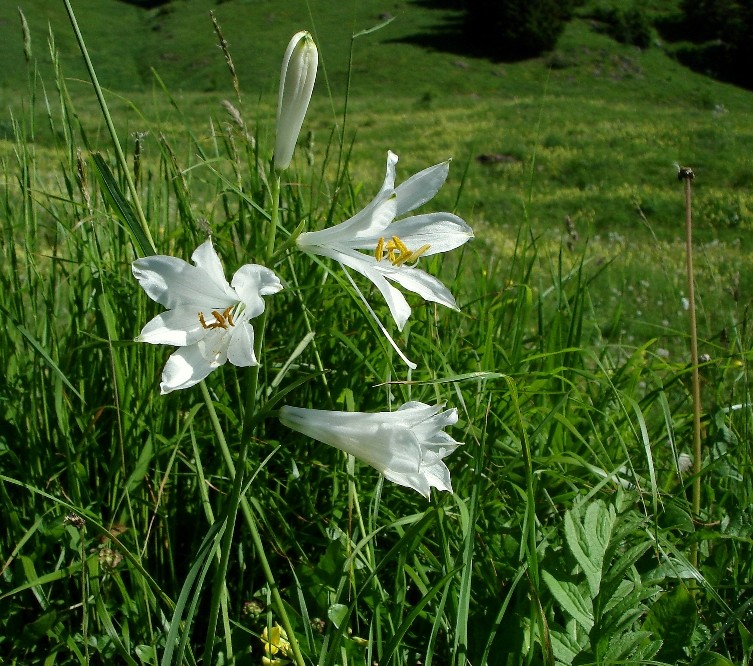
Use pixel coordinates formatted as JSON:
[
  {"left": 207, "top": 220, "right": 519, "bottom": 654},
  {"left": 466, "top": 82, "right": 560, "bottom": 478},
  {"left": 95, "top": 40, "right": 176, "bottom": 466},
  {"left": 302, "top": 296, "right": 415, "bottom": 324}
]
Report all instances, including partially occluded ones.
[{"left": 461, "top": 0, "right": 576, "bottom": 60}]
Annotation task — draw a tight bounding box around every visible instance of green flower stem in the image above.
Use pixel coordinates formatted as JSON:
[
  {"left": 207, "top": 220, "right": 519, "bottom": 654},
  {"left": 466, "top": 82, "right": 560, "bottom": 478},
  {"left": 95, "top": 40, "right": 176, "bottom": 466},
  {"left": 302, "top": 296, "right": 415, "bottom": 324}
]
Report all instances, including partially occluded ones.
[
  {"left": 63, "top": 0, "right": 157, "bottom": 255},
  {"left": 199, "top": 174, "right": 306, "bottom": 666},
  {"left": 202, "top": 440, "right": 247, "bottom": 665}
]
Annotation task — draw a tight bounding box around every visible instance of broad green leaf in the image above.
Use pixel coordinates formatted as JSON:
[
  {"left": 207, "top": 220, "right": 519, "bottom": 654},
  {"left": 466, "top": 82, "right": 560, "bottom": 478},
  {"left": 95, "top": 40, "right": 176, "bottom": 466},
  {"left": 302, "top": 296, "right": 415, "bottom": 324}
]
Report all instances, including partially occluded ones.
[
  {"left": 643, "top": 585, "right": 697, "bottom": 663},
  {"left": 564, "top": 499, "right": 616, "bottom": 598},
  {"left": 327, "top": 603, "right": 348, "bottom": 629},
  {"left": 542, "top": 570, "right": 594, "bottom": 632}
]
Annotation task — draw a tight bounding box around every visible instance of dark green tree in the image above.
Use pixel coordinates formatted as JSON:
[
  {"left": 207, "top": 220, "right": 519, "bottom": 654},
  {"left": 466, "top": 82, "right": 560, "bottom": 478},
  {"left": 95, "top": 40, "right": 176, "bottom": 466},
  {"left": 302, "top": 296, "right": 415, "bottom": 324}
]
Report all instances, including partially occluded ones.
[{"left": 463, "top": 0, "right": 575, "bottom": 59}]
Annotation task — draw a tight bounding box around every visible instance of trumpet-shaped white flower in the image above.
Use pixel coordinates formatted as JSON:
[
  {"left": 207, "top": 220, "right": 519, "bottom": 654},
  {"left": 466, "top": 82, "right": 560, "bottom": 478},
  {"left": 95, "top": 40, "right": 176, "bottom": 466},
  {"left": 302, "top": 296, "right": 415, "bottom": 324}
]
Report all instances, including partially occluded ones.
[
  {"left": 132, "top": 240, "right": 282, "bottom": 394},
  {"left": 279, "top": 401, "right": 462, "bottom": 498},
  {"left": 274, "top": 30, "right": 318, "bottom": 171},
  {"left": 296, "top": 151, "right": 473, "bottom": 330}
]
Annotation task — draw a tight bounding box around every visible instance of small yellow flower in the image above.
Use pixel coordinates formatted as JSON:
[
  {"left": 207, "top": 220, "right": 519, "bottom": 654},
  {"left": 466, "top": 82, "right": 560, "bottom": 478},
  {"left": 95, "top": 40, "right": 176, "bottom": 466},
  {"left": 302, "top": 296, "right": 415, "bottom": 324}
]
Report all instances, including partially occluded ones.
[{"left": 261, "top": 624, "right": 291, "bottom": 666}]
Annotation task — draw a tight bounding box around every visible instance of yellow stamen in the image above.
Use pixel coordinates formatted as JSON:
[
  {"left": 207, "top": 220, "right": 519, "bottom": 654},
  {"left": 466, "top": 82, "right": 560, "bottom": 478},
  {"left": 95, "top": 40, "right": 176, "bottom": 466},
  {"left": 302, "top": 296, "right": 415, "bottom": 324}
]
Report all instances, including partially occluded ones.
[
  {"left": 373, "top": 235, "right": 432, "bottom": 266},
  {"left": 375, "top": 236, "right": 385, "bottom": 261},
  {"left": 198, "top": 306, "right": 236, "bottom": 330},
  {"left": 407, "top": 243, "right": 431, "bottom": 263},
  {"left": 392, "top": 235, "right": 409, "bottom": 254}
]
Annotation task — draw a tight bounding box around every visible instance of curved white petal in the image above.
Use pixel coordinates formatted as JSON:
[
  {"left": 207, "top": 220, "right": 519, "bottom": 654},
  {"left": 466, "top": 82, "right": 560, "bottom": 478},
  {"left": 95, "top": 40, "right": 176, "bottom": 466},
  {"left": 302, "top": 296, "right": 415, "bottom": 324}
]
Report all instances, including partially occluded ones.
[
  {"left": 303, "top": 244, "right": 412, "bottom": 330},
  {"left": 137, "top": 307, "right": 206, "bottom": 346},
  {"left": 160, "top": 344, "right": 218, "bottom": 394},
  {"left": 419, "top": 461, "right": 453, "bottom": 493},
  {"left": 383, "top": 213, "right": 474, "bottom": 255},
  {"left": 231, "top": 264, "right": 283, "bottom": 318},
  {"left": 226, "top": 322, "right": 258, "bottom": 367},
  {"left": 191, "top": 240, "right": 237, "bottom": 299},
  {"left": 376, "top": 262, "right": 459, "bottom": 311},
  {"left": 132, "top": 256, "right": 236, "bottom": 310},
  {"left": 297, "top": 193, "right": 396, "bottom": 248},
  {"left": 394, "top": 159, "right": 449, "bottom": 217}
]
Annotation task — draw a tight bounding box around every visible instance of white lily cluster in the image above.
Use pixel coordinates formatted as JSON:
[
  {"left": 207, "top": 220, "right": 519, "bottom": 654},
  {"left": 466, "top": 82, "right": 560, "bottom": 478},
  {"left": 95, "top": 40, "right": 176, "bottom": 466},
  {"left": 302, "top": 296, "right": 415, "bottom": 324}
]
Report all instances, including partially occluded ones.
[{"left": 132, "top": 31, "right": 467, "bottom": 499}]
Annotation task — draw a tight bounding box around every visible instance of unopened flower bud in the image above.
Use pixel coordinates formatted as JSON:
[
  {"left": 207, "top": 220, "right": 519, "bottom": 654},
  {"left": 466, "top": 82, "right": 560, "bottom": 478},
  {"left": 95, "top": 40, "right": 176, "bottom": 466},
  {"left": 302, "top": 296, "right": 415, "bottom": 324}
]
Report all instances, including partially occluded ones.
[{"left": 274, "top": 31, "right": 318, "bottom": 171}]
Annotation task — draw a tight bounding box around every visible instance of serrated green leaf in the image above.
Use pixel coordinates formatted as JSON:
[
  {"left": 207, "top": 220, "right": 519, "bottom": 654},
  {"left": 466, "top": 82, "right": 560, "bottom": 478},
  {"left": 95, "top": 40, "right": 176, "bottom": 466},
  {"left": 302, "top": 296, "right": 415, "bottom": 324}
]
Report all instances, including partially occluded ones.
[
  {"left": 542, "top": 570, "right": 594, "bottom": 632},
  {"left": 549, "top": 627, "right": 582, "bottom": 665},
  {"left": 565, "top": 499, "right": 616, "bottom": 599}
]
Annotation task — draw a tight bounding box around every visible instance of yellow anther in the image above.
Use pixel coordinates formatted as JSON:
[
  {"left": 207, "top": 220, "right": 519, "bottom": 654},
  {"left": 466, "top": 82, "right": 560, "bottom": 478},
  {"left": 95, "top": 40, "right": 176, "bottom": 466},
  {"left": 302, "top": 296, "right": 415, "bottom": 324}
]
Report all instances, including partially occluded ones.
[
  {"left": 198, "top": 306, "right": 236, "bottom": 330},
  {"left": 392, "top": 235, "right": 409, "bottom": 254},
  {"left": 373, "top": 235, "right": 432, "bottom": 266},
  {"left": 407, "top": 244, "right": 431, "bottom": 263}
]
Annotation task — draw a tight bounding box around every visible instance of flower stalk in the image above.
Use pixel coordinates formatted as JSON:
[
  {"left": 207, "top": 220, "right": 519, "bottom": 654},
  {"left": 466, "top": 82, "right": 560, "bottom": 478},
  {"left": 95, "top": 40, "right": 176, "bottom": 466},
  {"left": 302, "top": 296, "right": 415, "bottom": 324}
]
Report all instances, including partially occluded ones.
[{"left": 680, "top": 166, "right": 703, "bottom": 571}]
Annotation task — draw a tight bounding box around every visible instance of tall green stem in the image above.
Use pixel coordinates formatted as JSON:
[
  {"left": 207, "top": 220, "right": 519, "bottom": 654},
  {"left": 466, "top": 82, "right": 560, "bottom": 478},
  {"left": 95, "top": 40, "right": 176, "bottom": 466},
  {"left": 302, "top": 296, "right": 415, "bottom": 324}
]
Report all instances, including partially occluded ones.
[
  {"left": 681, "top": 167, "right": 703, "bottom": 571},
  {"left": 200, "top": 173, "right": 306, "bottom": 666}
]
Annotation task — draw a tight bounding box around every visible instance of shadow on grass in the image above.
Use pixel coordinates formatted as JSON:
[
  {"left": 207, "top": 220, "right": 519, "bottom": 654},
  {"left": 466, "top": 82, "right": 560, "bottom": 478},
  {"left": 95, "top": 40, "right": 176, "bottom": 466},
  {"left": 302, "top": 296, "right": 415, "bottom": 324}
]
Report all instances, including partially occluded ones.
[{"left": 390, "top": 0, "right": 543, "bottom": 63}]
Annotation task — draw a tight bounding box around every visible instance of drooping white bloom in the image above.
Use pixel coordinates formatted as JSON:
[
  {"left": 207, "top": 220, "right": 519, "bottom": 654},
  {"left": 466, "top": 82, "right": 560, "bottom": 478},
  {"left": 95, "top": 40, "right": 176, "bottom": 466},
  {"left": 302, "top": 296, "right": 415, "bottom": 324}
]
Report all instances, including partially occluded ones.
[
  {"left": 132, "top": 240, "right": 282, "bottom": 394},
  {"left": 296, "top": 151, "right": 473, "bottom": 330},
  {"left": 274, "top": 30, "right": 318, "bottom": 171},
  {"left": 279, "top": 401, "right": 462, "bottom": 498}
]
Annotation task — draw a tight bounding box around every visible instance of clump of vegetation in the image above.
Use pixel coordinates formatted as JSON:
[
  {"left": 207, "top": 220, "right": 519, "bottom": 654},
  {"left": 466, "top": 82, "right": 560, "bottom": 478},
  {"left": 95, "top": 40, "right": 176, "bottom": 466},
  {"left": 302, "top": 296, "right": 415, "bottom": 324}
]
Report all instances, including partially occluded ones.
[{"left": 583, "top": 2, "right": 654, "bottom": 48}]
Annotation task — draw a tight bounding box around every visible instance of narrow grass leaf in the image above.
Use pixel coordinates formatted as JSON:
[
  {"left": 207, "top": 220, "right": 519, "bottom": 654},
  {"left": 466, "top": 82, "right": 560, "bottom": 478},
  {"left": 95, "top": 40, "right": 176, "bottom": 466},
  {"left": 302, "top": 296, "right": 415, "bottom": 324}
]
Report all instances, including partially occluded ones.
[{"left": 92, "top": 153, "right": 154, "bottom": 257}]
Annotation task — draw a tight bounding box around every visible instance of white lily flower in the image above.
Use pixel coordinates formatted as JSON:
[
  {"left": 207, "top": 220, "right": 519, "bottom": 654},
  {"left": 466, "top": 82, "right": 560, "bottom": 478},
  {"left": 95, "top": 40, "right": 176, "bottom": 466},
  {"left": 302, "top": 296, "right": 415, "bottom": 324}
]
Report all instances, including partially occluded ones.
[
  {"left": 132, "top": 240, "right": 282, "bottom": 394},
  {"left": 296, "top": 151, "right": 473, "bottom": 330},
  {"left": 274, "top": 30, "right": 318, "bottom": 171},
  {"left": 279, "top": 401, "right": 462, "bottom": 498}
]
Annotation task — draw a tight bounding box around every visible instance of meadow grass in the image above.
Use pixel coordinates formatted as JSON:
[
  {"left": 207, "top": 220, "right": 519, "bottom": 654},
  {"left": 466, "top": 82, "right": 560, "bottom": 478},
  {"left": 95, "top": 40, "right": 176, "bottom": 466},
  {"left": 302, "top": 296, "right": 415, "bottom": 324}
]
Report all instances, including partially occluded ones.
[{"left": 2, "top": 2, "right": 753, "bottom": 665}]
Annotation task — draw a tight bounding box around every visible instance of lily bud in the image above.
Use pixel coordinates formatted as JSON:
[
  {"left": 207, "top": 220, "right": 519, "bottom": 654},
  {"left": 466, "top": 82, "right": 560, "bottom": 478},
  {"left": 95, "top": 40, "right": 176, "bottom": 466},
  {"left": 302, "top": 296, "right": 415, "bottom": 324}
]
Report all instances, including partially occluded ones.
[{"left": 274, "top": 31, "right": 318, "bottom": 171}]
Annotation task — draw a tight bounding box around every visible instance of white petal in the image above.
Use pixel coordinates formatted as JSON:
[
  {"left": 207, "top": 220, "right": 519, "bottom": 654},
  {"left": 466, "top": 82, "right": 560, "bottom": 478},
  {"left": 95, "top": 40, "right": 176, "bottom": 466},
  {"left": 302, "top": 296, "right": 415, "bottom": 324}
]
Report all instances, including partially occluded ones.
[
  {"left": 231, "top": 265, "right": 283, "bottom": 318},
  {"left": 382, "top": 468, "right": 432, "bottom": 498},
  {"left": 303, "top": 244, "right": 412, "bottom": 330},
  {"left": 395, "top": 401, "right": 443, "bottom": 422},
  {"left": 137, "top": 307, "right": 206, "bottom": 346},
  {"left": 191, "top": 240, "right": 237, "bottom": 298},
  {"left": 385, "top": 213, "right": 474, "bottom": 255},
  {"left": 297, "top": 193, "right": 396, "bottom": 249},
  {"left": 160, "top": 345, "right": 217, "bottom": 394},
  {"left": 196, "top": 329, "right": 231, "bottom": 367},
  {"left": 420, "top": 461, "right": 453, "bottom": 493},
  {"left": 132, "top": 255, "right": 235, "bottom": 310},
  {"left": 377, "top": 262, "right": 459, "bottom": 311},
  {"left": 382, "top": 150, "right": 399, "bottom": 192},
  {"left": 394, "top": 159, "right": 449, "bottom": 217},
  {"left": 226, "top": 322, "right": 258, "bottom": 367}
]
